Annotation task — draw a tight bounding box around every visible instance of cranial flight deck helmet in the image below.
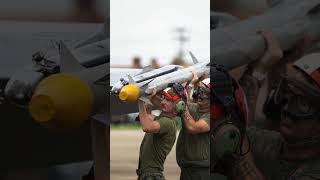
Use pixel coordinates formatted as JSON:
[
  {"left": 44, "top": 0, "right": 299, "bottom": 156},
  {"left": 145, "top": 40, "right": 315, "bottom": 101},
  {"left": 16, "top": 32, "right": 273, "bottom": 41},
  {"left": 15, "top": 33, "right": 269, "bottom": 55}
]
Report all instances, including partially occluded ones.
[
  {"left": 210, "top": 63, "right": 249, "bottom": 171},
  {"left": 161, "top": 83, "right": 187, "bottom": 113},
  {"left": 192, "top": 78, "right": 211, "bottom": 101},
  {"left": 264, "top": 53, "right": 320, "bottom": 121}
]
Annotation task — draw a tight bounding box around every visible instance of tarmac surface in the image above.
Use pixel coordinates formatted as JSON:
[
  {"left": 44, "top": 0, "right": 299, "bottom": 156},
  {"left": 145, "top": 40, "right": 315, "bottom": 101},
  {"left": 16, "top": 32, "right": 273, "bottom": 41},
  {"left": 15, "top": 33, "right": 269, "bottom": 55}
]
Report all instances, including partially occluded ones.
[{"left": 110, "top": 130, "right": 180, "bottom": 180}]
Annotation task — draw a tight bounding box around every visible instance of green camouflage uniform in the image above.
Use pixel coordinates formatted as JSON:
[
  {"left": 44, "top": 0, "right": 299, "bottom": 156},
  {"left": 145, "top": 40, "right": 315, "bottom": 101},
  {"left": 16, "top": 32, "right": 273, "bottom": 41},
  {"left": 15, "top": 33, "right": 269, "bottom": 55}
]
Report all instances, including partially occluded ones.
[
  {"left": 247, "top": 127, "right": 320, "bottom": 180},
  {"left": 137, "top": 115, "right": 177, "bottom": 180},
  {"left": 176, "top": 102, "right": 211, "bottom": 180}
]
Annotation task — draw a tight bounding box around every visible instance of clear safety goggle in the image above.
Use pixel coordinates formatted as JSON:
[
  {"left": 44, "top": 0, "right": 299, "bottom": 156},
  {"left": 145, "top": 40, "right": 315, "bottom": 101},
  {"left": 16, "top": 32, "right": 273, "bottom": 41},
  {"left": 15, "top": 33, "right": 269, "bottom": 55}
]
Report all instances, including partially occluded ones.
[{"left": 274, "top": 77, "right": 320, "bottom": 121}]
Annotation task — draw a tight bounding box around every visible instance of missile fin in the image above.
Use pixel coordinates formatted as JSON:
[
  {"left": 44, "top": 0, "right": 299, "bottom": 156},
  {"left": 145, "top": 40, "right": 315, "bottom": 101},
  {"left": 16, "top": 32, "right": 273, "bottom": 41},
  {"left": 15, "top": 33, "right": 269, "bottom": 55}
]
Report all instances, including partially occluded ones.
[
  {"left": 74, "top": 18, "right": 109, "bottom": 48},
  {"left": 59, "top": 41, "right": 85, "bottom": 73},
  {"left": 139, "top": 96, "right": 153, "bottom": 105},
  {"left": 128, "top": 75, "right": 136, "bottom": 84},
  {"left": 142, "top": 66, "right": 154, "bottom": 73},
  {"left": 189, "top": 51, "right": 199, "bottom": 64}
]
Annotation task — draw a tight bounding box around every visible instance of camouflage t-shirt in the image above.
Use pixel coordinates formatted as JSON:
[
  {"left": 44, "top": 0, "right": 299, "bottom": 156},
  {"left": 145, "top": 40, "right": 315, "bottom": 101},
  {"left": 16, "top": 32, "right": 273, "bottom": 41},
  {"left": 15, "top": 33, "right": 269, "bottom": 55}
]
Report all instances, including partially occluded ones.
[
  {"left": 176, "top": 102, "right": 210, "bottom": 167},
  {"left": 138, "top": 115, "right": 177, "bottom": 171},
  {"left": 248, "top": 127, "right": 320, "bottom": 180}
]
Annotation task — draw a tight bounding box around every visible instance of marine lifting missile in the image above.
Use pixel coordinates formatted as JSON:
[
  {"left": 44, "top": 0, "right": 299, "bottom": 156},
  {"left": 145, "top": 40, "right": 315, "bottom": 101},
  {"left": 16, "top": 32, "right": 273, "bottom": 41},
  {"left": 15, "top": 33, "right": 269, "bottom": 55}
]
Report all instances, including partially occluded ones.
[{"left": 111, "top": 52, "right": 209, "bottom": 103}]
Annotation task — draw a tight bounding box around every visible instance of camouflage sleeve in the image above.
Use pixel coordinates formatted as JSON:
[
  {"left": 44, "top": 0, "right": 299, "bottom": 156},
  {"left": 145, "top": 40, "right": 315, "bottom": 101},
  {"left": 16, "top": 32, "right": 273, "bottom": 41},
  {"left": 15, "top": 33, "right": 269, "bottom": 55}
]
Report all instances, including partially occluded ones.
[
  {"left": 187, "top": 102, "right": 198, "bottom": 112},
  {"left": 158, "top": 117, "right": 175, "bottom": 134},
  {"left": 247, "top": 127, "right": 283, "bottom": 160},
  {"left": 200, "top": 112, "right": 210, "bottom": 126}
]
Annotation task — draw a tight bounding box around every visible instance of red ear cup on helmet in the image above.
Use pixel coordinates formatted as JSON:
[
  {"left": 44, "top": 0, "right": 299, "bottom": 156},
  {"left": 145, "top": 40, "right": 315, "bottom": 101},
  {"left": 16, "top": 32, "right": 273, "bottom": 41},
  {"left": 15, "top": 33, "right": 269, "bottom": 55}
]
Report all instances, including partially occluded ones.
[
  {"left": 201, "top": 78, "right": 211, "bottom": 89},
  {"left": 294, "top": 53, "right": 320, "bottom": 88},
  {"left": 211, "top": 101, "right": 224, "bottom": 121},
  {"left": 233, "top": 81, "right": 249, "bottom": 126}
]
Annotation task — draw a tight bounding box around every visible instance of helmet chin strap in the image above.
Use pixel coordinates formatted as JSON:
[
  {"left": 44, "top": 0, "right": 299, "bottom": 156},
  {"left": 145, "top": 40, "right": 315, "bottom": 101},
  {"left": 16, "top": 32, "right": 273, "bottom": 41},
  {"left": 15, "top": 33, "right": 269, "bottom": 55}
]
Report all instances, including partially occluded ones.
[{"left": 199, "top": 103, "right": 210, "bottom": 112}]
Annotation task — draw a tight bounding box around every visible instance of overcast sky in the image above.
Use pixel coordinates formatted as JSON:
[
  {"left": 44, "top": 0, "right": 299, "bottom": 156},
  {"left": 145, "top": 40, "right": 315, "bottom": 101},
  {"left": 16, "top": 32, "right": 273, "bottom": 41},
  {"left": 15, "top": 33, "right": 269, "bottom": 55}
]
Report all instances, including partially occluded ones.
[{"left": 110, "top": 0, "right": 209, "bottom": 66}]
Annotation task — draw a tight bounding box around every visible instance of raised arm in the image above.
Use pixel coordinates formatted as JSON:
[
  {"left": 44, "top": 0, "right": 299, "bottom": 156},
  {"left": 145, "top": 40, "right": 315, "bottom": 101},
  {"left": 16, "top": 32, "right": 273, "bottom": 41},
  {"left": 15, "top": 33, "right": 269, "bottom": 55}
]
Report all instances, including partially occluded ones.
[
  {"left": 181, "top": 105, "right": 209, "bottom": 134},
  {"left": 239, "top": 30, "right": 283, "bottom": 124},
  {"left": 138, "top": 100, "right": 160, "bottom": 133}
]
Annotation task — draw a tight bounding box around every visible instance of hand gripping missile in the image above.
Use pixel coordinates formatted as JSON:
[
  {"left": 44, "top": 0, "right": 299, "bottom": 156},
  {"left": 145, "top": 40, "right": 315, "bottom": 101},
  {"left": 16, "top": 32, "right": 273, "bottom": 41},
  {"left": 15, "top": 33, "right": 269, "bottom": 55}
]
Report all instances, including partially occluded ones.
[
  {"left": 112, "top": 52, "right": 209, "bottom": 103},
  {"left": 212, "top": 0, "right": 320, "bottom": 70}
]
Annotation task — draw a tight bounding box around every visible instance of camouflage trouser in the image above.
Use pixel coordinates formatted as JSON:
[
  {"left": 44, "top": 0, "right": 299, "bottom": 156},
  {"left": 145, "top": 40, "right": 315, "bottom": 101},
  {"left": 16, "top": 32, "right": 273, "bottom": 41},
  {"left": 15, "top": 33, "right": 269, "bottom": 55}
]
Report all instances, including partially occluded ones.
[
  {"left": 180, "top": 167, "right": 211, "bottom": 180},
  {"left": 136, "top": 168, "right": 166, "bottom": 180}
]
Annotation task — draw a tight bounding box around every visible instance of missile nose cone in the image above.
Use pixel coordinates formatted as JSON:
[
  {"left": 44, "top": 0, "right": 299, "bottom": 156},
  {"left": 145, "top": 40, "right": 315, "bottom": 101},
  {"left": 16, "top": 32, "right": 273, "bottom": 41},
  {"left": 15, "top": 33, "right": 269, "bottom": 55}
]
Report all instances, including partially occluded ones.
[
  {"left": 119, "top": 84, "right": 140, "bottom": 103},
  {"left": 29, "top": 73, "right": 93, "bottom": 129},
  {"left": 119, "top": 90, "right": 128, "bottom": 100},
  {"left": 29, "top": 94, "right": 56, "bottom": 123}
]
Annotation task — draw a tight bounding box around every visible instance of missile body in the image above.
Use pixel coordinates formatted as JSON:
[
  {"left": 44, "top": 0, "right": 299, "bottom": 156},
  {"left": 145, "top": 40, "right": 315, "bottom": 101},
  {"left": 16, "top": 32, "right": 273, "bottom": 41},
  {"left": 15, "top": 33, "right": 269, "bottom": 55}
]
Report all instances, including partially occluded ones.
[
  {"left": 27, "top": 43, "right": 108, "bottom": 129},
  {"left": 145, "top": 62, "right": 209, "bottom": 94},
  {"left": 212, "top": 0, "right": 320, "bottom": 70},
  {"left": 3, "top": 19, "right": 109, "bottom": 128},
  {"left": 112, "top": 61, "right": 209, "bottom": 103},
  {"left": 111, "top": 65, "right": 183, "bottom": 95}
]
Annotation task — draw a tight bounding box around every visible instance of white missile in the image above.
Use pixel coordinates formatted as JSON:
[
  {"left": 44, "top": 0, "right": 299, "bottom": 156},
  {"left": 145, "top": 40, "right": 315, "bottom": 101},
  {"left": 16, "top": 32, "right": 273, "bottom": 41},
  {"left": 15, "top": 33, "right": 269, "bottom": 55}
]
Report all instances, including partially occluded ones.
[
  {"left": 28, "top": 42, "right": 107, "bottom": 129},
  {"left": 111, "top": 52, "right": 209, "bottom": 103},
  {"left": 212, "top": 0, "right": 320, "bottom": 70}
]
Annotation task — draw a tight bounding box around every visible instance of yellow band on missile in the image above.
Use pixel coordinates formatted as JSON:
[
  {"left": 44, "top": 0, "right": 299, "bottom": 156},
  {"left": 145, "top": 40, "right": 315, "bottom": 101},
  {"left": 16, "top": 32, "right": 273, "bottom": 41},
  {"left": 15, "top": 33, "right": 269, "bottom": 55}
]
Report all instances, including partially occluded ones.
[
  {"left": 29, "top": 73, "right": 93, "bottom": 129},
  {"left": 119, "top": 84, "right": 140, "bottom": 103}
]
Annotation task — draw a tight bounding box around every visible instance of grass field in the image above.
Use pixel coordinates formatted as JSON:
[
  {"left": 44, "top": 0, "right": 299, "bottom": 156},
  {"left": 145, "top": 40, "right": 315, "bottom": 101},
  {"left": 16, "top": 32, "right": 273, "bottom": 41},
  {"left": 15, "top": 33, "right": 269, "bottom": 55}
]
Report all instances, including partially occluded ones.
[{"left": 110, "top": 123, "right": 141, "bottom": 130}]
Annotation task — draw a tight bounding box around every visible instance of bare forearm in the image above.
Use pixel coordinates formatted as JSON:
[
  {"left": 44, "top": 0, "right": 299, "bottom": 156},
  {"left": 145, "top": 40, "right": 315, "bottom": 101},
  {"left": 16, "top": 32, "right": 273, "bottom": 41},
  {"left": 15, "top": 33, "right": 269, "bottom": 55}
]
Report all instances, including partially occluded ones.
[
  {"left": 182, "top": 108, "right": 209, "bottom": 133},
  {"left": 186, "top": 84, "right": 194, "bottom": 100},
  {"left": 138, "top": 101, "right": 155, "bottom": 129},
  {"left": 182, "top": 109, "right": 197, "bottom": 132}
]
